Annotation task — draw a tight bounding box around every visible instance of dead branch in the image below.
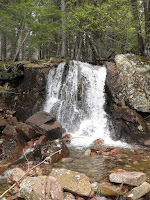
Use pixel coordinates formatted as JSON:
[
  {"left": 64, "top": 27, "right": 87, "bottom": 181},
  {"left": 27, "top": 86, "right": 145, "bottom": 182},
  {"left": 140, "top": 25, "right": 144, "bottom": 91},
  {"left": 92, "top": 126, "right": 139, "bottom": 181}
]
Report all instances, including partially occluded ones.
[{"left": 0, "top": 149, "right": 62, "bottom": 199}]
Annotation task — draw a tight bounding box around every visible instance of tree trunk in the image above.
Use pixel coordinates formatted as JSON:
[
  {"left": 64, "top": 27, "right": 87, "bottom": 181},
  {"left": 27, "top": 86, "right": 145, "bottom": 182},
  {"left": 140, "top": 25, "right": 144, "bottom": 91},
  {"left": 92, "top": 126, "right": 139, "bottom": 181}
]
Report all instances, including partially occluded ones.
[
  {"left": 131, "top": 0, "right": 145, "bottom": 55},
  {"left": 13, "top": 22, "right": 29, "bottom": 63},
  {"left": 87, "top": 34, "right": 99, "bottom": 63},
  {"left": 143, "top": 0, "right": 150, "bottom": 56},
  {"left": 76, "top": 34, "right": 82, "bottom": 60},
  {"left": 61, "top": 0, "right": 67, "bottom": 58},
  {"left": 1, "top": 31, "right": 7, "bottom": 61}
]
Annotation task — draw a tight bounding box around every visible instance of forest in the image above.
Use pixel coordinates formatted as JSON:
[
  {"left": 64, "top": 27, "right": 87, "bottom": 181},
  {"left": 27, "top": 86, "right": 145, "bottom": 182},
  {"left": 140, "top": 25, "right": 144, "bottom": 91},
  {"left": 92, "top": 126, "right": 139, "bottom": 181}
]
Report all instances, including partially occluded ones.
[{"left": 0, "top": 0, "right": 150, "bottom": 63}]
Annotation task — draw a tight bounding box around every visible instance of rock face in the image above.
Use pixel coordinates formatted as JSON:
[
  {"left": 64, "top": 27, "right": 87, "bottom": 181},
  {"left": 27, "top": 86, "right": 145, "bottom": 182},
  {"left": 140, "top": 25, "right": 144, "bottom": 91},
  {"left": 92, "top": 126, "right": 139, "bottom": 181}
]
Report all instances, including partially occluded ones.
[
  {"left": 113, "top": 54, "right": 149, "bottom": 112},
  {"left": 50, "top": 168, "right": 92, "bottom": 197},
  {"left": 19, "top": 176, "right": 63, "bottom": 200},
  {"left": 109, "top": 170, "right": 147, "bottom": 186},
  {"left": 5, "top": 66, "right": 49, "bottom": 122},
  {"left": 126, "top": 182, "right": 150, "bottom": 200},
  {"left": 105, "top": 54, "right": 150, "bottom": 143}
]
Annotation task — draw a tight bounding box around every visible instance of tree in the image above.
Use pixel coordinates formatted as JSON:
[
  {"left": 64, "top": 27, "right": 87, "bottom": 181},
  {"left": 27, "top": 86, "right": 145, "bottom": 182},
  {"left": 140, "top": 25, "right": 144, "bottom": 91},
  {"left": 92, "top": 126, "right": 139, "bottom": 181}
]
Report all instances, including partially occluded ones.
[{"left": 143, "top": 0, "right": 150, "bottom": 55}]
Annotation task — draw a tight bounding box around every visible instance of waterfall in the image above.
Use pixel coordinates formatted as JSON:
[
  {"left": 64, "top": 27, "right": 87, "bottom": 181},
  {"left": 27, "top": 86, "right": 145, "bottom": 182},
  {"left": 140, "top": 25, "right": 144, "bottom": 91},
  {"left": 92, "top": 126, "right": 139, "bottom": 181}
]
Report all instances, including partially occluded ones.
[{"left": 44, "top": 60, "right": 130, "bottom": 147}]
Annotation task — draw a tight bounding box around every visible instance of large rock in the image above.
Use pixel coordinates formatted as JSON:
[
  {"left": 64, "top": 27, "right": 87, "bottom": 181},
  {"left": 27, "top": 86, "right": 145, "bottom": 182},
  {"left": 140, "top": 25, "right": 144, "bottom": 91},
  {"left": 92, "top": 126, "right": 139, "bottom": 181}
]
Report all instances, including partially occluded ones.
[
  {"left": 115, "top": 54, "right": 150, "bottom": 112},
  {"left": 109, "top": 170, "right": 147, "bottom": 186},
  {"left": 19, "top": 176, "right": 63, "bottom": 200},
  {"left": 26, "top": 111, "right": 63, "bottom": 140},
  {"left": 105, "top": 55, "right": 150, "bottom": 143},
  {"left": 126, "top": 182, "right": 150, "bottom": 200},
  {"left": 50, "top": 168, "right": 92, "bottom": 197},
  {"left": 100, "top": 181, "right": 128, "bottom": 196}
]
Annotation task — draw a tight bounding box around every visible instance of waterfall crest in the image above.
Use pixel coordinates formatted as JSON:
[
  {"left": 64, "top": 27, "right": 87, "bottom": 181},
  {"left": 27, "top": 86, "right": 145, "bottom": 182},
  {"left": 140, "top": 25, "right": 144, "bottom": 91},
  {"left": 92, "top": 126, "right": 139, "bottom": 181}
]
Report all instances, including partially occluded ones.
[{"left": 44, "top": 61, "right": 129, "bottom": 147}]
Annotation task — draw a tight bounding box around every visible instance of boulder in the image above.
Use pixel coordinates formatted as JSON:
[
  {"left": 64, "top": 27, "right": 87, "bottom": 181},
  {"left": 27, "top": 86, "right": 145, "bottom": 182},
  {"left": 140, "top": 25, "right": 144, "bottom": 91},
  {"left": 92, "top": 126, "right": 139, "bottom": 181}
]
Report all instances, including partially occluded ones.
[
  {"left": 105, "top": 55, "right": 150, "bottom": 143},
  {"left": 50, "top": 168, "right": 92, "bottom": 197},
  {"left": 115, "top": 54, "right": 150, "bottom": 112},
  {"left": 109, "top": 170, "right": 147, "bottom": 186},
  {"left": 63, "top": 192, "right": 75, "bottom": 200},
  {"left": 100, "top": 181, "right": 128, "bottom": 196},
  {"left": 16, "top": 123, "right": 36, "bottom": 141},
  {"left": 26, "top": 111, "right": 56, "bottom": 127},
  {"left": 7, "top": 168, "right": 26, "bottom": 184},
  {"left": 26, "top": 111, "right": 63, "bottom": 140},
  {"left": 126, "top": 182, "right": 150, "bottom": 200},
  {"left": 19, "top": 176, "right": 63, "bottom": 200}
]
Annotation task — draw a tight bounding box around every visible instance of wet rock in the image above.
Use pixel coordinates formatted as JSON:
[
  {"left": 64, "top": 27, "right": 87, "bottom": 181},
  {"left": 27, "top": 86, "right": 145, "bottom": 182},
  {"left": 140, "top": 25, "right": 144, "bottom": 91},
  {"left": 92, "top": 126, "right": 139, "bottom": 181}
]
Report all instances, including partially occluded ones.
[
  {"left": 7, "top": 168, "right": 26, "bottom": 184},
  {"left": 100, "top": 181, "right": 128, "bottom": 196},
  {"left": 63, "top": 192, "right": 75, "bottom": 200},
  {"left": 93, "top": 138, "right": 104, "bottom": 144},
  {"left": 109, "top": 170, "right": 147, "bottom": 186},
  {"left": 26, "top": 111, "right": 63, "bottom": 140},
  {"left": 16, "top": 123, "right": 36, "bottom": 141},
  {"left": 61, "top": 157, "right": 73, "bottom": 163},
  {"left": 19, "top": 176, "right": 63, "bottom": 200},
  {"left": 126, "top": 182, "right": 150, "bottom": 200},
  {"left": 50, "top": 168, "right": 92, "bottom": 197}
]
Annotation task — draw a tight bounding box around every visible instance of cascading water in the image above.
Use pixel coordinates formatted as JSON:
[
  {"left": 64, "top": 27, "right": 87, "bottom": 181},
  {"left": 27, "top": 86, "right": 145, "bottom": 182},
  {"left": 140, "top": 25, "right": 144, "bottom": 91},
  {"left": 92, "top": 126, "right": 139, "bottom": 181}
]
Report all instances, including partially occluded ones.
[{"left": 44, "top": 60, "right": 129, "bottom": 148}]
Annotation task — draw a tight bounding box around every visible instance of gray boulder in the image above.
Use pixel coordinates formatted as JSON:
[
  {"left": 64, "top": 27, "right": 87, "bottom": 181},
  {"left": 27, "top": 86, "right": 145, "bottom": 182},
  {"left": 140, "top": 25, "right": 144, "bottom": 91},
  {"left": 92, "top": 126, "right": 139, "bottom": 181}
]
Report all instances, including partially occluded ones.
[
  {"left": 109, "top": 170, "right": 147, "bottom": 186},
  {"left": 19, "top": 176, "right": 63, "bottom": 200}
]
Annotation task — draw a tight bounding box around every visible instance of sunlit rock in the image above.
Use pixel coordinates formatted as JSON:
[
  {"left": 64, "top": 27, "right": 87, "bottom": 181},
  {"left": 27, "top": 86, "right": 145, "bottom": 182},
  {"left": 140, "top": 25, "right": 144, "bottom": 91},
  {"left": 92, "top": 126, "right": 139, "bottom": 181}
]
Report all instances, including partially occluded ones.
[
  {"left": 50, "top": 168, "right": 92, "bottom": 197},
  {"left": 19, "top": 176, "right": 63, "bottom": 200},
  {"left": 109, "top": 169, "right": 147, "bottom": 186}
]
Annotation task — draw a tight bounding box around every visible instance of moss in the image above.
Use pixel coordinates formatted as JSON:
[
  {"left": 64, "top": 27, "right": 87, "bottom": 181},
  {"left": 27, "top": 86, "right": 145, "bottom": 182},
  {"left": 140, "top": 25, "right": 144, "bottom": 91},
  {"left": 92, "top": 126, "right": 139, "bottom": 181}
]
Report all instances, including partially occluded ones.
[{"left": 0, "top": 86, "right": 4, "bottom": 92}]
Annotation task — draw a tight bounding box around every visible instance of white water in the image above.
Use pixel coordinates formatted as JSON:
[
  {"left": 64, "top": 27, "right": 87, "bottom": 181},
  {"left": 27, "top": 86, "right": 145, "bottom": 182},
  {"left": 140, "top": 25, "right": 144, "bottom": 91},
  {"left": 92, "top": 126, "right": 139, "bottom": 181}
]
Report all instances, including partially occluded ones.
[{"left": 44, "top": 61, "right": 130, "bottom": 148}]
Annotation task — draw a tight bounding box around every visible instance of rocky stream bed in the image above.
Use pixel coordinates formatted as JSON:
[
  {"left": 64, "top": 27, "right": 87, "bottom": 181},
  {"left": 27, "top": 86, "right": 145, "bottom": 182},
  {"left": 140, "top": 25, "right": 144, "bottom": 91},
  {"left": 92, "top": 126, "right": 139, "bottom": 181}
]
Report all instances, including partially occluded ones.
[{"left": 0, "top": 54, "right": 150, "bottom": 200}]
